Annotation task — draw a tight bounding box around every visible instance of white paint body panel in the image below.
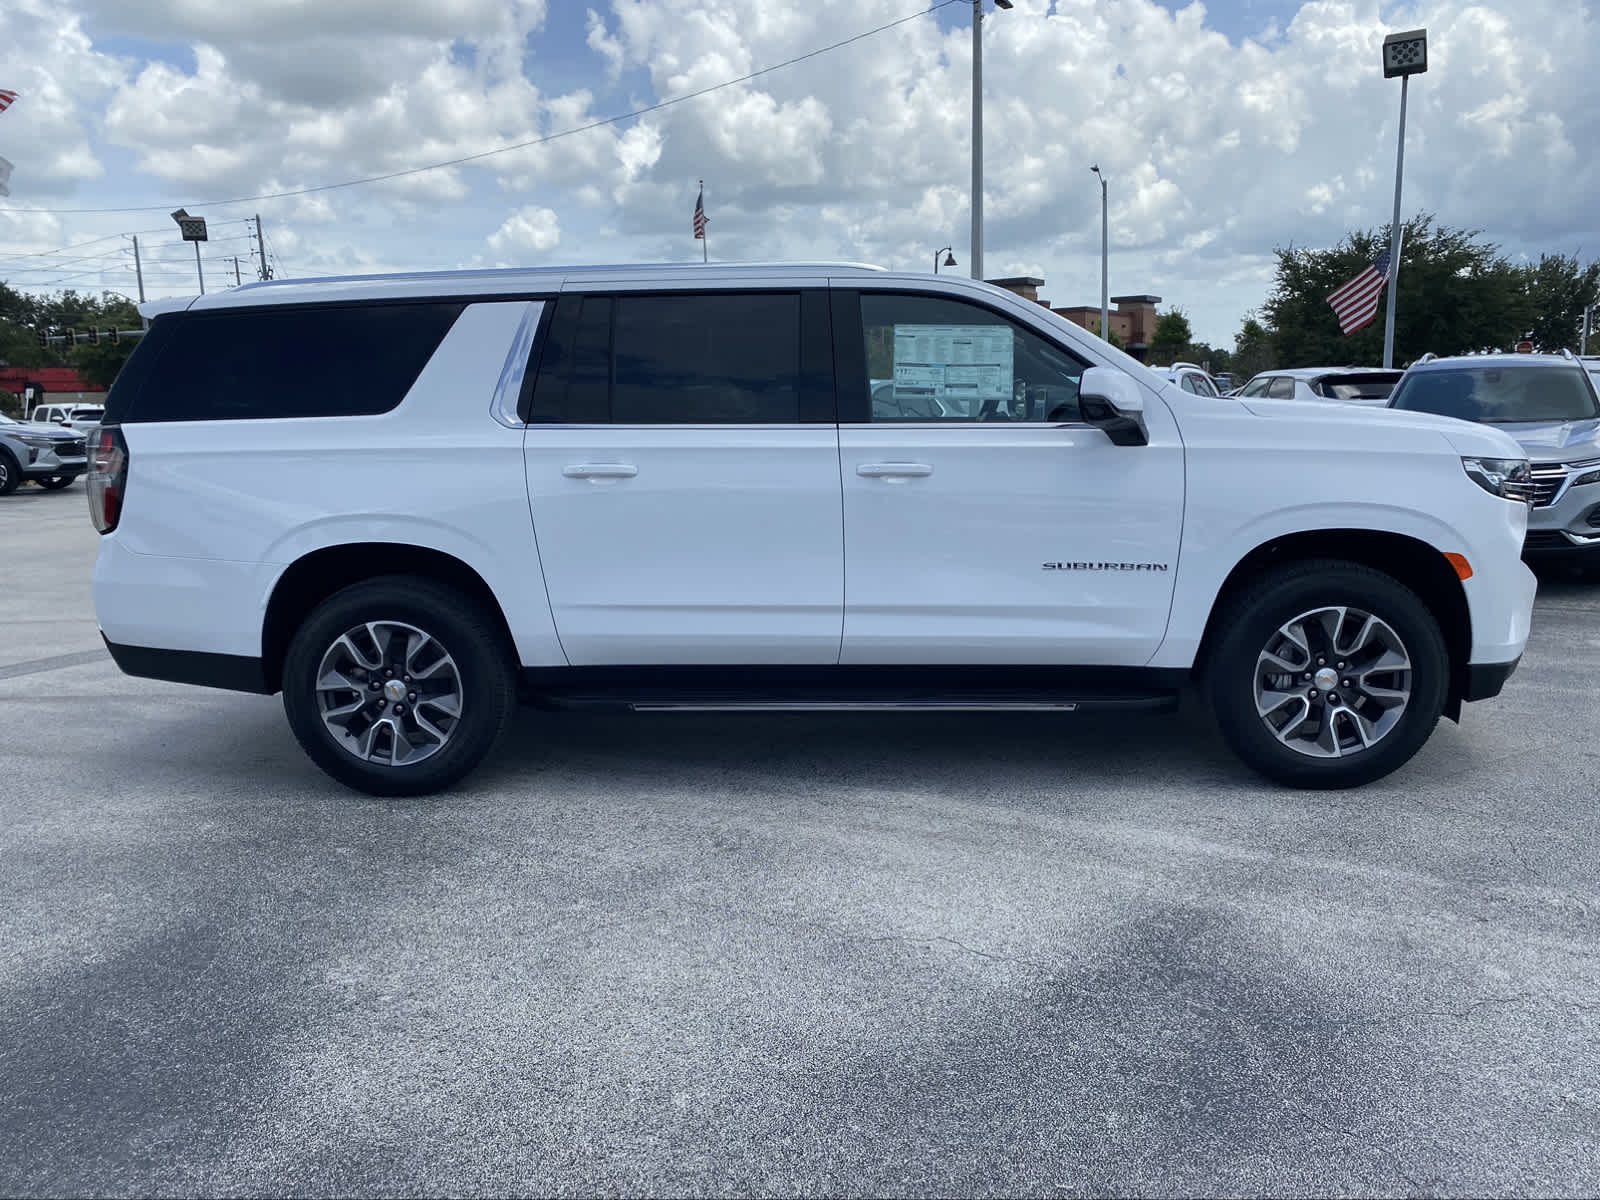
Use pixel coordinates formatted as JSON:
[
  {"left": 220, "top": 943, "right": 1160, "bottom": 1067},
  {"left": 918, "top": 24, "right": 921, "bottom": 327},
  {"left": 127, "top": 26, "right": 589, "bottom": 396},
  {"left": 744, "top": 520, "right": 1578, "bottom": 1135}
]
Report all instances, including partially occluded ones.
[{"left": 522, "top": 426, "right": 844, "bottom": 664}]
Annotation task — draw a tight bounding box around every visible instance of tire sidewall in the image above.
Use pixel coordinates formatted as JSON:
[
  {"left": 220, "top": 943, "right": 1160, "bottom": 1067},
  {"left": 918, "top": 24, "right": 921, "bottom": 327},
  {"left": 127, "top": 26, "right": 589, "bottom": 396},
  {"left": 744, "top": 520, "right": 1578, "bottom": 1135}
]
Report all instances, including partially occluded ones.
[
  {"left": 0, "top": 452, "right": 18, "bottom": 495},
  {"left": 282, "top": 579, "right": 513, "bottom": 796},
  {"left": 1209, "top": 566, "right": 1449, "bottom": 788}
]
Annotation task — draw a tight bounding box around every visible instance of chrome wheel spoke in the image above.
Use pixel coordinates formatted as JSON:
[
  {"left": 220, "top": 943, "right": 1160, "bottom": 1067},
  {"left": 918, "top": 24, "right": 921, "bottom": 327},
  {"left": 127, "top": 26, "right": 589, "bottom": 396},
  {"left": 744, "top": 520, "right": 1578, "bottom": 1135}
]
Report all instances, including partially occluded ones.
[
  {"left": 315, "top": 619, "right": 463, "bottom": 769},
  {"left": 1254, "top": 604, "right": 1412, "bottom": 761}
]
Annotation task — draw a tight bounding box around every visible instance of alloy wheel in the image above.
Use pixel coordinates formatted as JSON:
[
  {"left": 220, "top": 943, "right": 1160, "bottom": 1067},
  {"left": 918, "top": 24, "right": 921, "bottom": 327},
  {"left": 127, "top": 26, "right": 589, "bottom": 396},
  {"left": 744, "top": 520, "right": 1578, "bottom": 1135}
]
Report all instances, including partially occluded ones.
[{"left": 314, "top": 620, "right": 463, "bottom": 767}]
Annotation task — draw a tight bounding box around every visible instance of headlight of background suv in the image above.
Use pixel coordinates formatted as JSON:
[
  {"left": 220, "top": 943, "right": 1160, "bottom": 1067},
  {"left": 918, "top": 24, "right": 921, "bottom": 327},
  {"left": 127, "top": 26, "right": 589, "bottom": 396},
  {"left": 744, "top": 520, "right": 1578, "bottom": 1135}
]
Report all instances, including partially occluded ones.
[
  {"left": 1569, "top": 467, "right": 1600, "bottom": 490},
  {"left": 1461, "top": 456, "right": 1532, "bottom": 503},
  {"left": 18, "top": 434, "right": 59, "bottom": 450}
]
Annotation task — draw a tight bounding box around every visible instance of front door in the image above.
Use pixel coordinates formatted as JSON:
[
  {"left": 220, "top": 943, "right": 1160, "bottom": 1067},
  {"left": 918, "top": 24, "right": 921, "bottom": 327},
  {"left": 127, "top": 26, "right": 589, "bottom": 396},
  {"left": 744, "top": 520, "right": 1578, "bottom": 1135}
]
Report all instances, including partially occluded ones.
[
  {"left": 522, "top": 289, "right": 844, "bottom": 666},
  {"left": 836, "top": 288, "right": 1184, "bottom": 666}
]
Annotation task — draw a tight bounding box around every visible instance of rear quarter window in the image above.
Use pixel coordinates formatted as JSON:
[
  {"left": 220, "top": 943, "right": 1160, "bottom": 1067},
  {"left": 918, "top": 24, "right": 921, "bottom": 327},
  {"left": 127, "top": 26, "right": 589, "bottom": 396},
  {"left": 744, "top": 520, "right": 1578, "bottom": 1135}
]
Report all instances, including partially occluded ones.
[{"left": 110, "top": 302, "right": 465, "bottom": 423}]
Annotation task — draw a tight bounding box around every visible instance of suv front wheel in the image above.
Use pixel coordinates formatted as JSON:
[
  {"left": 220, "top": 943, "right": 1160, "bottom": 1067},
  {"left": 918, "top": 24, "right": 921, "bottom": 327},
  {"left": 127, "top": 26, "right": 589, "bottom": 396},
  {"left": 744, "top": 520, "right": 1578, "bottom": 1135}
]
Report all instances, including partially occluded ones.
[
  {"left": 1207, "top": 560, "right": 1449, "bottom": 789},
  {"left": 282, "top": 576, "right": 517, "bottom": 796}
]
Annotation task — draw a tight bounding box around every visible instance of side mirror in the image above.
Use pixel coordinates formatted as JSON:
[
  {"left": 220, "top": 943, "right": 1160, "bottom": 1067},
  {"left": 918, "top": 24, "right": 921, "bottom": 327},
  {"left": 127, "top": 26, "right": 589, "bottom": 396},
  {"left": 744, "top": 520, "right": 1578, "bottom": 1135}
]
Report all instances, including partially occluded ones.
[{"left": 1078, "top": 366, "right": 1149, "bottom": 446}]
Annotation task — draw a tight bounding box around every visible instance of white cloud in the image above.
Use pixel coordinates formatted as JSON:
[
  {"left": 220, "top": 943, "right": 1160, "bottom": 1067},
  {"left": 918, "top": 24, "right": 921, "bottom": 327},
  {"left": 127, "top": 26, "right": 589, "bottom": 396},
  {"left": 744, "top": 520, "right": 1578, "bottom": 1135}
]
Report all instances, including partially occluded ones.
[{"left": 488, "top": 206, "right": 561, "bottom": 256}]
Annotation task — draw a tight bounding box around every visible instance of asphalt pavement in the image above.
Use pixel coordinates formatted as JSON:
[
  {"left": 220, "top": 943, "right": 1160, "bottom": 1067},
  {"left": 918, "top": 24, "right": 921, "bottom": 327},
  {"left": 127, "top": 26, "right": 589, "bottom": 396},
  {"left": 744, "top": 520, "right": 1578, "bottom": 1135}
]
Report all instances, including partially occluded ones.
[{"left": 2, "top": 482, "right": 1598, "bottom": 1197}]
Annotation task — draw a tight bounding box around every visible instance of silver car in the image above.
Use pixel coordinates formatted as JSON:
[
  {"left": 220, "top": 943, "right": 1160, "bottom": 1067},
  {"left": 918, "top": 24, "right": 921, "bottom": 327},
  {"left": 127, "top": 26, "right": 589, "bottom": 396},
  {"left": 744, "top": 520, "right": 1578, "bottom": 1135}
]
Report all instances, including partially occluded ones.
[
  {"left": 0, "top": 412, "right": 91, "bottom": 494},
  {"left": 1387, "top": 353, "right": 1600, "bottom": 569}
]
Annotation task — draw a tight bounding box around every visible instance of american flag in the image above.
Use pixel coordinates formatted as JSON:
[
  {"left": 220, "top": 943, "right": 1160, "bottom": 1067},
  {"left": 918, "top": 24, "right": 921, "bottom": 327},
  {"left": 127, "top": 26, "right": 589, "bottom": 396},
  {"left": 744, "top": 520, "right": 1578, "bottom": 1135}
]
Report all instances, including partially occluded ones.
[
  {"left": 1327, "top": 248, "right": 1392, "bottom": 336},
  {"left": 693, "top": 185, "right": 707, "bottom": 240},
  {"left": 0, "top": 89, "right": 18, "bottom": 114}
]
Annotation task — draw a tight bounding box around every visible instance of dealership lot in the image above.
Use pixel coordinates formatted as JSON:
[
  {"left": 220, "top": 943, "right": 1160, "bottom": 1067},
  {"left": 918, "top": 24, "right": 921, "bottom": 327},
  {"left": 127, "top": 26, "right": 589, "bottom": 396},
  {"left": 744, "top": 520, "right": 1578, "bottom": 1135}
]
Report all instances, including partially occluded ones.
[{"left": 2, "top": 485, "right": 1598, "bottom": 1196}]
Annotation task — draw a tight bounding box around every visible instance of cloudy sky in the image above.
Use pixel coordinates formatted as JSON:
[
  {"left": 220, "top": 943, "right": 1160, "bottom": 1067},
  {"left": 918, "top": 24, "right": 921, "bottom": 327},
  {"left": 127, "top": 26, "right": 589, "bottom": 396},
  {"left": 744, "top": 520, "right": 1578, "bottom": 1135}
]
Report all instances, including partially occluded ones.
[{"left": 0, "top": 0, "right": 1594, "bottom": 346}]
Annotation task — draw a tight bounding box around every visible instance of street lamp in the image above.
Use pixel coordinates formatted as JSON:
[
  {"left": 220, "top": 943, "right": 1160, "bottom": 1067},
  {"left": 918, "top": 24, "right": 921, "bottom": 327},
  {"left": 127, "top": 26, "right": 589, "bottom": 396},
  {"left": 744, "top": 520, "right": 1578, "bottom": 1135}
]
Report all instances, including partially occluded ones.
[
  {"left": 934, "top": 246, "right": 957, "bottom": 274},
  {"left": 970, "top": 0, "right": 1012, "bottom": 282},
  {"left": 1090, "top": 164, "right": 1108, "bottom": 344},
  {"left": 1380, "top": 28, "right": 1426, "bottom": 369},
  {"left": 170, "top": 207, "right": 209, "bottom": 296}
]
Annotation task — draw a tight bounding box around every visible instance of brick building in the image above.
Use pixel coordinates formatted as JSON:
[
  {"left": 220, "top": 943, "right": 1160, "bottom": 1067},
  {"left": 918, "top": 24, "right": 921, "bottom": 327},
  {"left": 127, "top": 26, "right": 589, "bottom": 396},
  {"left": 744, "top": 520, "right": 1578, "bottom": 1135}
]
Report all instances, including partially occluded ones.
[{"left": 984, "top": 278, "right": 1162, "bottom": 362}]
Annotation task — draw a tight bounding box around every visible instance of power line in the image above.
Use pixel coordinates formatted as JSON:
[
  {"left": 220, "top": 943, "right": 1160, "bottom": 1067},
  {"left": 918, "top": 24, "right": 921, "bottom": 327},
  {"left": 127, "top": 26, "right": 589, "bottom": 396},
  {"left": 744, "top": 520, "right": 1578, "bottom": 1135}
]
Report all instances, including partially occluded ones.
[{"left": 0, "top": 1, "right": 963, "bottom": 217}]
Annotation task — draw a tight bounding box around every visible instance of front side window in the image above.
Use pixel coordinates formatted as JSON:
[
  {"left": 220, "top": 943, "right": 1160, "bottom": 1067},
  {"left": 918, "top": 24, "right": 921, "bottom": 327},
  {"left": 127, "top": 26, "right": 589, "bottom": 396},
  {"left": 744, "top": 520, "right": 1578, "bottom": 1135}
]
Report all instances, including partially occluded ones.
[
  {"left": 1267, "top": 377, "right": 1296, "bottom": 400},
  {"left": 1389, "top": 366, "right": 1600, "bottom": 423},
  {"left": 859, "top": 293, "right": 1088, "bottom": 423},
  {"left": 1240, "top": 377, "right": 1271, "bottom": 398}
]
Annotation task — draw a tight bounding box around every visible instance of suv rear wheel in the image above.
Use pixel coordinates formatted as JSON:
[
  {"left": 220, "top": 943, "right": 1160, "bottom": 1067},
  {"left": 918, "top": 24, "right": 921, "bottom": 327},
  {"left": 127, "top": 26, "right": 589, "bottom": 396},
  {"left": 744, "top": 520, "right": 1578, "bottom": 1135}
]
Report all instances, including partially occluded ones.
[
  {"left": 1207, "top": 560, "right": 1449, "bottom": 789},
  {"left": 281, "top": 576, "right": 516, "bottom": 796},
  {"left": 0, "top": 450, "right": 19, "bottom": 496}
]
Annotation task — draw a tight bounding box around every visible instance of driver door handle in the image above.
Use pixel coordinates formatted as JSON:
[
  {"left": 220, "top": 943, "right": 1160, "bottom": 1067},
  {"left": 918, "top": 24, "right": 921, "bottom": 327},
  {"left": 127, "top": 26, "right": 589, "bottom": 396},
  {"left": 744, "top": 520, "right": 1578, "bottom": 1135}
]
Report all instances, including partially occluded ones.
[
  {"left": 856, "top": 462, "right": 934, "bottom": 479},
  {"left": 563, "top": 463, "right": 638, "bottom": 479}
]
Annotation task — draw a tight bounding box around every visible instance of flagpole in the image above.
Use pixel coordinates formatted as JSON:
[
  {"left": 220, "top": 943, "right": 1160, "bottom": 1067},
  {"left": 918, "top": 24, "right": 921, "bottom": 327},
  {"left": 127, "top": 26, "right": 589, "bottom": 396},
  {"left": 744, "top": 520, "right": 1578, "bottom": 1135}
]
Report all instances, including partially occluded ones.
[{"left": 1382, "top": 75, "right": 1409, "bottom": 369}]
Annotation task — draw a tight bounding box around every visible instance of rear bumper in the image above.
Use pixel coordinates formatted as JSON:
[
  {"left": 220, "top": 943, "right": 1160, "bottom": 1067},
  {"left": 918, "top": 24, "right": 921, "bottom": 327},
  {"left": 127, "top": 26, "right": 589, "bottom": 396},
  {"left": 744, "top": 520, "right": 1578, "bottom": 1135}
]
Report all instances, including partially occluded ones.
[
  {"left": 1464, "top": 656, "right": 1520, "bottom": 702},
  {"left": 102, "top": 636, "right": 272, "bottom": 694}
]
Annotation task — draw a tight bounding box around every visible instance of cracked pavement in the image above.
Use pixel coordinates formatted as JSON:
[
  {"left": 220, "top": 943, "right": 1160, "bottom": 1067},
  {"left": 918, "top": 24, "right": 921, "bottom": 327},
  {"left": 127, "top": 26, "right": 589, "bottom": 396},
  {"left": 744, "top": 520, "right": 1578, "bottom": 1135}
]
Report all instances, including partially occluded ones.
[{"left": 3, "top": 485, "right": 1599, "bottom": 1197}]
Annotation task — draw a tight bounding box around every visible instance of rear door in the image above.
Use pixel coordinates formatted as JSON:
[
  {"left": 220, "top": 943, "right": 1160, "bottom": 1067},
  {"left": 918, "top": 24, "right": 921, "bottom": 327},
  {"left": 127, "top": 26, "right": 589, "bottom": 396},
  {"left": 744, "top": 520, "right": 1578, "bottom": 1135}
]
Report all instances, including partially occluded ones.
[
  {"left": 520, "top": 288, "right": 844, "bottom": 665},
  {"left": 834, "top": 287, "right": 1184, "bottom": 666}
]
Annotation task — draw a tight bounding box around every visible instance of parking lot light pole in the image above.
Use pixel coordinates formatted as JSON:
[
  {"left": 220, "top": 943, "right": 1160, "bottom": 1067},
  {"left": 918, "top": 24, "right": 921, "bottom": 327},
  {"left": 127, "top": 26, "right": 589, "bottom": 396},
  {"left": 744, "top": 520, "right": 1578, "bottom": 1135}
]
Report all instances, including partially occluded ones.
[
  {"left": 171, "top": 208, "right": 210, "bottom": 296},
  {"left": 970, "top": 0, "right": 1012, "bottom": 282},
  {"left": 1381, "top": 28, "right": 1427, "bottom": 369},
  {"left": 1090, "top": 164, "right": 1109, "bottom": 343}
]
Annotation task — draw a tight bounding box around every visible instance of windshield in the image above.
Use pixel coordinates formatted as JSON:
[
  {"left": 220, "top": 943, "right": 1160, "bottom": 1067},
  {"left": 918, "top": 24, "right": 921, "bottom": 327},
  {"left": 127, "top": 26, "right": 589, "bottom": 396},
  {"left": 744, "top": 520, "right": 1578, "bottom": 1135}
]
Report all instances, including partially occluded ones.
[
  {"left": 1318, "top": 374, "right": 1399, "bottom": 401},
  {"left": 0, "top": 412, "right": 16, "bottom": 425},
  {"left": 1389, "top": 366, "right": 1600, "bottom": 423},
  {"left": 70, "top": 408, "right": 104, "bottom": 420}
]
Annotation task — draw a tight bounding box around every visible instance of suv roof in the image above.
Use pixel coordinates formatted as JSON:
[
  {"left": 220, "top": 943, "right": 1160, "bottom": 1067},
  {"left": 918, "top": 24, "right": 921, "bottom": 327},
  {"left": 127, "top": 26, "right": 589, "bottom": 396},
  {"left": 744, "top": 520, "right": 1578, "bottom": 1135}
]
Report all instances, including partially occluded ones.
[{"left": 139, "top": 261, "right": 891, "bottom": 318}]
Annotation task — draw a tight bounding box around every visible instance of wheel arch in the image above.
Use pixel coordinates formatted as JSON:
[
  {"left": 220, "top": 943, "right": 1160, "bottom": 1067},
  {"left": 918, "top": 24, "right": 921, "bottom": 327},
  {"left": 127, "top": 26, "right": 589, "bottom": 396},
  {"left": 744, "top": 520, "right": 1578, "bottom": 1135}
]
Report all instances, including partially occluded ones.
[
  {"left": 261, "top": 542, "right": 518, "bottom": 695},
  {"left": 1195, "top": 529, "right": 1472, "bottom": 718}
]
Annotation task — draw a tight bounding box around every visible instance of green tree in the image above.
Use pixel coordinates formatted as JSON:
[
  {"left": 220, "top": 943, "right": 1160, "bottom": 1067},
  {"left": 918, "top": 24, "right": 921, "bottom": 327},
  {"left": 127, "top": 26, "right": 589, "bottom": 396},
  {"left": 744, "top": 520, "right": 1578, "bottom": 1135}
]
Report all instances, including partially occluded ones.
[
  {"left": 1233, "top": 316, "right": 1276, "bottom": 381},
  {"left": 1146, "top": 308, "right": 1193, "bottom": 366},
  {"left": 1262, "top": 215, "right": 1529, "bottom": 367},
  {"left": 1518, "top": 253, "right": 1600, "bottom": 351},
  {"left": 0, "top": 284, "right": 142, "bottom": 387},
  {"left": 1093, "top": 319, "right": 1126, "bottom": 351},
  {"left": 1190, "top": 343, "right": 1231, "bottom": 375}
]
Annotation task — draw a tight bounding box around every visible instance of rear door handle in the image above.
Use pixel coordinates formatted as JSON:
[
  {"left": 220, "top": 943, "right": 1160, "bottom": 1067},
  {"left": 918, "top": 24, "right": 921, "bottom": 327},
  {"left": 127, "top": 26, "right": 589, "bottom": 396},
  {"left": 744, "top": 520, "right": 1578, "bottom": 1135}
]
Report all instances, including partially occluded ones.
[
  {"left": 562, "top": 463, "right": 638, "bottom": 480},
  {"left": 856, "top": 462, "right": 934, "bottom": 479}
]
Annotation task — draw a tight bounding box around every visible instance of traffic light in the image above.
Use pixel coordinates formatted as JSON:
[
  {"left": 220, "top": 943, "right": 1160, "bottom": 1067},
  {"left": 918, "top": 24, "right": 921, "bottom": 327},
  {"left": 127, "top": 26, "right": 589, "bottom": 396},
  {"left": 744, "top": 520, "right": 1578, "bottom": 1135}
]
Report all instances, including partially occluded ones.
[
  {"left": 35, "top": 327, "right": 46, "bottom": 348},
  {"left": 64, "top": 329, "right": 77, "bottom": 348},
  {"left": 109, "top": 328, "right": 121, "bottom": 345},
  {"left": 87, "top": 326, "right": 100, "bottom": 345}
]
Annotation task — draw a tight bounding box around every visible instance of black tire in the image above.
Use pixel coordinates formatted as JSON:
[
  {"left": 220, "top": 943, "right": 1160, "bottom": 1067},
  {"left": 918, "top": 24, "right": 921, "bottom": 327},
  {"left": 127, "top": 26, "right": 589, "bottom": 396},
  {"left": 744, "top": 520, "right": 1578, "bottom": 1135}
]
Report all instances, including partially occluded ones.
[
  {"left": 36, "top": 474, "right": 74, "bottom": 490},
  {"left": 1205, "top": 559, "right": 1450, "bottom": 789},
  {"left": 281, "top": 575, "right": 516, "bottom": 797},
  {"left": 0, "top": 451, "right": 19, "bottom": 496}
]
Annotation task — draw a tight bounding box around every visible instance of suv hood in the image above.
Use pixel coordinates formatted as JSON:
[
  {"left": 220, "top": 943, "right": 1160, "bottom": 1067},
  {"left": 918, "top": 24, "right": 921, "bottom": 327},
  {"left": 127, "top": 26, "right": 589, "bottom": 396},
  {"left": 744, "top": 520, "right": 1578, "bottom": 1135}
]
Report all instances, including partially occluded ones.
[
  {"left": 1238, "top": 396, "right": 1526, "bottom": 459},
  {"left": 6, "top": 421, "right": 84, "bottom": 439},
  {"left": 1492, "top": 418, "right": 1600, "bottom": 464}
]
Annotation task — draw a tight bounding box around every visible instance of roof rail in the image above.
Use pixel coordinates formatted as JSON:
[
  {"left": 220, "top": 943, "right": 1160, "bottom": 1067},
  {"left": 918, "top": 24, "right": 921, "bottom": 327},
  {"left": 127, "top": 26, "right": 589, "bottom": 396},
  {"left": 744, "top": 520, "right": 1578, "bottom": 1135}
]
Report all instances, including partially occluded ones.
[
  {"left": 1559, "top": 347, "right": 1576, "bottom": 360},
  {"left": 1415, "top": 352, "right": 1438, "bottom": 364}
]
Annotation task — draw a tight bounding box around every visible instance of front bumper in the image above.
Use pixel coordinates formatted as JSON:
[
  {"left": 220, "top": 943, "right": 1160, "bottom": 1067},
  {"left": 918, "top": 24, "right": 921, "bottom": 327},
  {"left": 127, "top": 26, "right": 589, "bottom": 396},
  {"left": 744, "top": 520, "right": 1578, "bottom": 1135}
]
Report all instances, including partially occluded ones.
[
  {"left": 1465, "top": 656, "right": 1520, "bottom": 702},
  {"left": 22, "top": 459, "right": 86, "bottom": 480}
]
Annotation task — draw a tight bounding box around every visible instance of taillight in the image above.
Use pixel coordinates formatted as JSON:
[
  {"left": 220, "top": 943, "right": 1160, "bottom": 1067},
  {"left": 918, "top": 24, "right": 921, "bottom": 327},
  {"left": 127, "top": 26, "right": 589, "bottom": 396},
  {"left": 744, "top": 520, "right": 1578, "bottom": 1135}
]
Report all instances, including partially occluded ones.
[{"left": 87, "top": 426, "right": 128, "bottom": 534}]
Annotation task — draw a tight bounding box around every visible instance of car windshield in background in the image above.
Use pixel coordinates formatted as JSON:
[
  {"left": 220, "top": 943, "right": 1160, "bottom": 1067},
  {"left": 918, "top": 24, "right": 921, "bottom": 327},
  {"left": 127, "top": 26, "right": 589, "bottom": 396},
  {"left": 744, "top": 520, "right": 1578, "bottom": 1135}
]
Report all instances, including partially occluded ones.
[
  {"left": 1389, "top": 366, "right": 1600, "bottom": 423},
  {"left": 71, "top": 409, "right": 103, "bottom": 420},
  {"left": 1318, "top": 375, "right": 1398, "bottom": 401}
]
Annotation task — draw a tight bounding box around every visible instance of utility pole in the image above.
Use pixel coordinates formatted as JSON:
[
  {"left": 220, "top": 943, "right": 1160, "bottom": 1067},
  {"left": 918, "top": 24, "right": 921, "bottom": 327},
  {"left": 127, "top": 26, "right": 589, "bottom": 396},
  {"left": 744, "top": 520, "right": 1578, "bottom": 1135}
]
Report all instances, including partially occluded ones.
[
  {"left": 231, "top": 256, "right": 242, "bottom": 286},
  {"left": 1583, "top": 303, "right": 1594, "bottom": 355},
  {"left": 132, "top": 234, "right": 149, "bottom": 329},
  {"left": 255, "top": 213, "right": 271, "bottom": 280}
]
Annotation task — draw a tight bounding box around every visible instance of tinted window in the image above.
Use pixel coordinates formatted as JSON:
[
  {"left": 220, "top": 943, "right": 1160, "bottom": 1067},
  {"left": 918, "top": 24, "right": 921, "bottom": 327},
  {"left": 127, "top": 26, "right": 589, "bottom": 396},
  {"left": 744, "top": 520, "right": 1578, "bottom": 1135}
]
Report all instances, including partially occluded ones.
[
  {"left": 1267, "top": 377, "right": 1296, "bottom": 399},
  {"left": 1315, "top": 373, "right": 1399, "bottom": 401},
  {"left": 1390, "top": 366, "right": 1600, "bottom": 423},
  {"left": 117, "top": 302, "right": 464, "bottom": 423},
  {"left": 612, "top": 294, "right": 800, "bottom": 423},
  {"left": 858, "top": 293, "right": 1088, "bottom": 423}
]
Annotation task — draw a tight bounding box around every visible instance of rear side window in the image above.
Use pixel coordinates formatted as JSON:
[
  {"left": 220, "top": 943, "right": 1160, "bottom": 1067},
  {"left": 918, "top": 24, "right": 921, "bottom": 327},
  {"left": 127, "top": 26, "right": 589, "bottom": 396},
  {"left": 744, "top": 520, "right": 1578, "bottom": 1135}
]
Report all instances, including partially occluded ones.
[
  {"left": 527, "top": 290, "right": 833, "bottom": 424},
  {"left": 112, "top": 302, "right": 464, "bottom": 423}
]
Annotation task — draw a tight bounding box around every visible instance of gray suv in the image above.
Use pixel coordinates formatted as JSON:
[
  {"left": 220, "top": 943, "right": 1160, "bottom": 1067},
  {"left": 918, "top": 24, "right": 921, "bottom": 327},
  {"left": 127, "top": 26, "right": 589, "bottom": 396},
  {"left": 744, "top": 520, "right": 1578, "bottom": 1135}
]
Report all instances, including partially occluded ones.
[
  {"left": 1387, "top": 352, "right": 1600, "bottom": 569},
  {"left": 0, "top": 412, "right": 90, "bottom": 494}
]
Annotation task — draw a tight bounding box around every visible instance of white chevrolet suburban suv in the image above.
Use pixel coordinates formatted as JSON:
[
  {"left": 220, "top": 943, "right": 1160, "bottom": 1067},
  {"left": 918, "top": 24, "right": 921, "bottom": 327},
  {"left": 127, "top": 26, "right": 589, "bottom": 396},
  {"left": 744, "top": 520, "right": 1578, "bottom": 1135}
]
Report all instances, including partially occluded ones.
[{"left": 88, "top": 263, "right": 1537, "bottom": 796}]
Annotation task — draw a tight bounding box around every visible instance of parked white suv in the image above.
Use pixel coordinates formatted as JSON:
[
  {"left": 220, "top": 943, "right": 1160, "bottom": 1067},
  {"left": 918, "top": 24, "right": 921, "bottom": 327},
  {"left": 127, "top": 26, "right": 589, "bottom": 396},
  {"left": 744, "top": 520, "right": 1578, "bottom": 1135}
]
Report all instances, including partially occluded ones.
[{"left": 90, "top": 264, "right": 1537, "bottom": 796}]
